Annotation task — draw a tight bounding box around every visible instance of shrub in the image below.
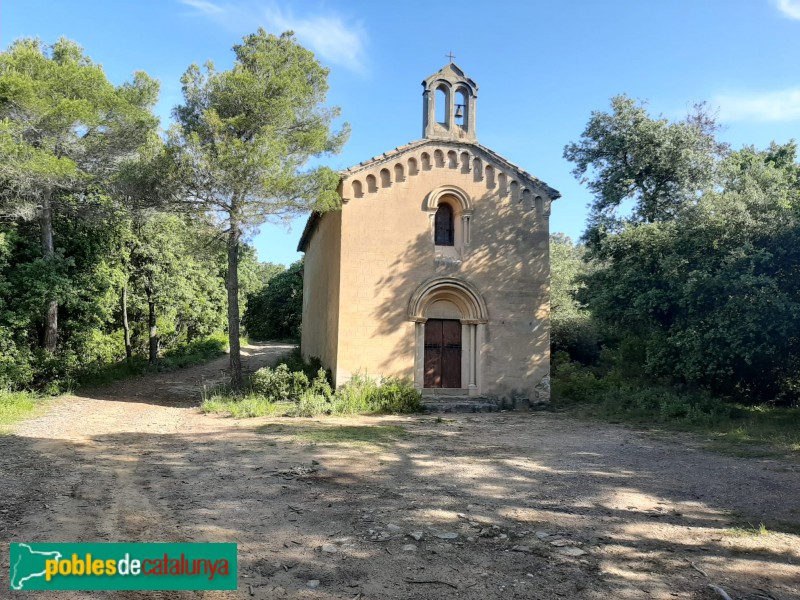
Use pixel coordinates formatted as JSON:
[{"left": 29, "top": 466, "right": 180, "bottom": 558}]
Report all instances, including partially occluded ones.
[
  {"left": 335, "top": 373, "right": 422, "bottom": 414},
  {"left": 551, "top": 312, "right": 601, "bottom": 365},
  {"left": 552, "top": 356, "right": 738, "bottom": 426},
  {"left": 370, "top": 377, "right": 424, "bottom": 413},
  {"left": 202, "top": 361, "right": 423, "bottom": 417},
  {"left": 242, "top": 260, "right": 303, "bottom": 340},
  {"left": 250, "top": 364, "right": 309, "bottom": 401},
  {"left": 164, "top": 332, "right": 228, "bottom": 360},
  {"left": 0, "top": 327, "right": 34, "bottom": 390},
  {"left": 309, "top": 368, "right": 334, "bottom": 400},
  {"left": 281, "top": 348, "right": 329, "bottom": 383},
  {"left": 295, "top": 388, "right": 334, "bottom": 417}
]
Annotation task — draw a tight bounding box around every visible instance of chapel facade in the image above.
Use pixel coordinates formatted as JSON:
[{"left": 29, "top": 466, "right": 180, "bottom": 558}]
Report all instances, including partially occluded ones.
[{"left": 298, "top": 63, "right": 559, "bottom": 401}]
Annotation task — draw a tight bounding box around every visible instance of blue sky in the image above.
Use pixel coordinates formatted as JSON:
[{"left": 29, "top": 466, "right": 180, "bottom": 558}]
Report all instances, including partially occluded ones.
[{"left": 3, "top": 0, "right": 800, "bottom": 265}]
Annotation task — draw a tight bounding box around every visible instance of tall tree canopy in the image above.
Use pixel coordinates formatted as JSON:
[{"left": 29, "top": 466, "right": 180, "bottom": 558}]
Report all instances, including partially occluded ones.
[
  {"left": 549, "top": 234, "right": 598, "bottom": 364},
  {"left": 0, "top": 37, "right": 159, "bottom": 351},
  {"left": 242, "top": 259, "right": 303, "bottom": 341},
  {"left": 565, "top": 94, "right": 800, "bottom": 403},
  {"left": 563, "top": 95, "right": 724, "bottom": 244},
  {"left": 169, "top": 29, "right": 348, "bottom": 388}
]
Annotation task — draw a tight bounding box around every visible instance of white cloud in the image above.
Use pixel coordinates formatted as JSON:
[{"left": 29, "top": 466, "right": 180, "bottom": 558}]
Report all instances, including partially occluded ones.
[
  {"left": 774, "top": 0, "right": 800, "bottom": 19},
  {"left": 714, "top": 88, "right": 800, "bottom": 122},
  {"left": 178, "top": 0, "right": 224, "bottom": 15},
  {"left": 262, "top": 6, "right": 366, "bottom": 73},
  {"left": 176, "top": 0, "right": 367, "bottom": 74}
]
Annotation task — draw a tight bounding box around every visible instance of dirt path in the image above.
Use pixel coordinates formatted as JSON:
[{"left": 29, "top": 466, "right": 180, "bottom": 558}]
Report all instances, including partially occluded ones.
[{"left": 2, "top": 343, "right": 799, "bottom": 599}]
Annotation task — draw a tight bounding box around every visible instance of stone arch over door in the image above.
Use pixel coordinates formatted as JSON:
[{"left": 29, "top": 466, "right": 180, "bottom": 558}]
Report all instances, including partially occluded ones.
[{"left": 408, "top": 277, "right": 488, "bottom": 395}]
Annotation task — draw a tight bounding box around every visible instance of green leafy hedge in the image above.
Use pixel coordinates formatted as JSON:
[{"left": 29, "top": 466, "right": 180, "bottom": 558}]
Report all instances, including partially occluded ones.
[{"left": 202, "top": 357, "right": 423, "bottom": 418}]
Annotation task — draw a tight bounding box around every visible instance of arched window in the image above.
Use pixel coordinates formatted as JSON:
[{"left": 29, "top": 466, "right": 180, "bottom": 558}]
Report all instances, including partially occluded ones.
[
  {"left": 498, "top": 172, "right": 508, "bottom": 195},
  {"left": 421, "top": 152, "right": 431, "bottom": 171},
  {"left": 455, "top": 88, "right": 468, "bottom": 128},
  {"left": 521, "top": 188, "right": 533, "bottom": 211},
  {"left": 460, "top": 152, "right": 471, "bottom": 173},
  {"left": 435, "top": 85, "right": 449, "bottom": 125},
  {"left": 434, "top": 203, "right": 454, "bottom": 246},
  {"left": 472, "top": 158, "right": 483, "bottom": 182},
  {"left": 485, "top": 165, "right": 495, "bottom": 189},
  {"left": 447, "top": 150, "right": 458, "bottom": 169}
]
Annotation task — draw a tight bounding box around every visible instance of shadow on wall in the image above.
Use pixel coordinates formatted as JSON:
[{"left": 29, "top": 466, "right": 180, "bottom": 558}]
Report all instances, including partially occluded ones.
[{"left": 371, "top": 186, "right": 550, "bottom": 396}]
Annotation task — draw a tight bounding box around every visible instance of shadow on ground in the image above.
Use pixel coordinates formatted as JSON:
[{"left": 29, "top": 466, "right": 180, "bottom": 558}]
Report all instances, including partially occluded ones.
[{"left": 2, "top": 408, "right": 799, "bottom": 600}]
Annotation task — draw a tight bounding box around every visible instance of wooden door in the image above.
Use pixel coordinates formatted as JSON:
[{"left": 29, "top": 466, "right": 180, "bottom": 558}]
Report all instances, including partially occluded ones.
[{"left": 424, "top": 319, "right": 462, "bottom": 388}]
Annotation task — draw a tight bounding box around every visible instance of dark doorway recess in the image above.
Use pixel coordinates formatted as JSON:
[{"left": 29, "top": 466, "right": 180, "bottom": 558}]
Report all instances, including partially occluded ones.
[{"left": 424, "top": 319, "right": 461, "bottom": 388}]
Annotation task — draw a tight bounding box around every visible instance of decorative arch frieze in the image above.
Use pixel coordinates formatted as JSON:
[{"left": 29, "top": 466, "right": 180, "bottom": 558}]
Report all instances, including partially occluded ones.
[{"left": 339, "top": 146, "right": 553, "bottom": 221}]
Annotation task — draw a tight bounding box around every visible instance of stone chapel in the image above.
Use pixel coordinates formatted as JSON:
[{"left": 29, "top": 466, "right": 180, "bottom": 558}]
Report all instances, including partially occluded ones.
[{"left": 298, "top": 63, "right": 559, "bottom": 401}]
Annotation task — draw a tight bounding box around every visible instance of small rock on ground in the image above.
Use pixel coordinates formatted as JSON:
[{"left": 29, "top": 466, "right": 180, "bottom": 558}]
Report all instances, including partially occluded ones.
[{"left": 557, "top": 547, "right": 587, "bottom": 557}]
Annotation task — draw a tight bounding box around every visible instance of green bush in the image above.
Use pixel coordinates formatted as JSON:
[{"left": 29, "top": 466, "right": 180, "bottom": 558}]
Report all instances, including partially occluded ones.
[
  {"left": 242, "top": 260, "right": 303, "bottom": 340},
  {"left": 295, "top": 388, "right": 334, "bottom": 417},
  {"left": 281, "top": 348, "right": 329, "bottom": 382},
  {"left": 79, "top": 329, "right": 127, "bottom": 367},
  {"left": 309, "top": 368, "right": 334, "bottom": 399},
  {"left": 202, "top": 360, "right": 422, "bottom": 418},
  {"left": 76, "top": 332, "right": 228, "bottom": 389},
  {"left": 332, "top": 373, "right": 379, "bottom": 413},
  {"left": 369, "top": 376, "right": 424, "bottom": 413},
  {"left": 551, "top": 312, "right": 601, "bottom": 365},
  {"left": 164, "top": 331, "right": 228, "bottom": 360},
  {"left": 0, "top": 327, "right": 35, "bottom": 390},
  {"left": 552, "top": 356, "right": 738, "bottom": 427},
  {"left": 250, "top": 364, "right": 309, "bottom": 401},
  {"left": 304, "top": 373, "right": 422, "bottom": 415}
]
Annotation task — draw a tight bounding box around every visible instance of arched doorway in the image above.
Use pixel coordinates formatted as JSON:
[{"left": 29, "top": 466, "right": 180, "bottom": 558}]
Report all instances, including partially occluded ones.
[
  {"left": 424, "top": 316, "right": 461, "bottom": 388},
  {"left": 408, "top": 277, "right": 488, "bottom": 395}
]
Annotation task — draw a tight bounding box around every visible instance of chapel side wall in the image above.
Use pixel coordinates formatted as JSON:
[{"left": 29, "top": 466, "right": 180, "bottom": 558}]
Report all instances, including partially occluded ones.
[
  {"left": 335, "top": 155, "right": 551, "bottom": 399},
  {"left": 300, "top": 211, "right": 341, "bottom": 378}
]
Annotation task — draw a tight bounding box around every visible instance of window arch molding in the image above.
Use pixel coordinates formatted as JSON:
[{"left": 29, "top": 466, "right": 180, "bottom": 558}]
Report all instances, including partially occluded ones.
[
  {"left": 423, "top": 184, "right": 473, "bottom": 215},
  {"left": 425, "top": 185, "right": 473, "bottom": 248}
]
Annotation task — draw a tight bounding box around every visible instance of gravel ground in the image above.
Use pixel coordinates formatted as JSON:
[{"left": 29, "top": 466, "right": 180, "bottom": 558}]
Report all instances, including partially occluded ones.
[{"left": 1, "top": 342, "right": 798, "bottom": 600}]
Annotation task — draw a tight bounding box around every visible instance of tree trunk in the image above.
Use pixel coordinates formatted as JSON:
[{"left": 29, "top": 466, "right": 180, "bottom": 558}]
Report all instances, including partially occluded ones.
[
  {"left": 40, "top": 190, "right": 58, "bottom": 352},
  {"left": 122, "top": 282, "right": 132, "bottom": 361},
  {"left": 227, "top": 221, "right": 243, "bottom": 390},
  {"left": 147, "top": 287, "right": 158, "bottom": 364}
]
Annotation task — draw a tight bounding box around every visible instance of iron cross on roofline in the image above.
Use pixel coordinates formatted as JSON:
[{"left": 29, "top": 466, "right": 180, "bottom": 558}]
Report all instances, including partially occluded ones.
[{"left": 446, "top": 51, "right": 456, "bottom": 62}]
